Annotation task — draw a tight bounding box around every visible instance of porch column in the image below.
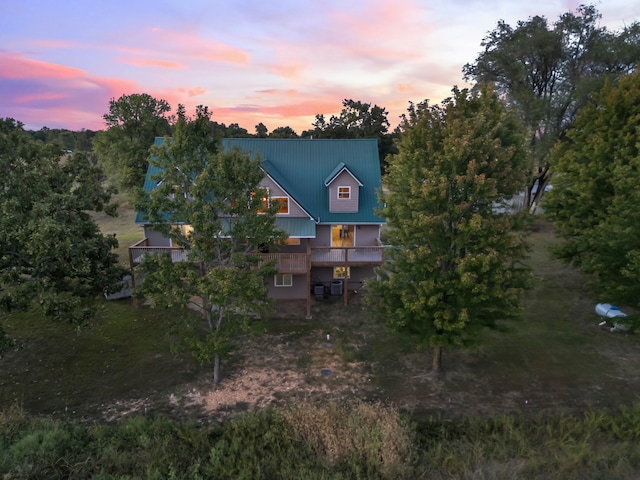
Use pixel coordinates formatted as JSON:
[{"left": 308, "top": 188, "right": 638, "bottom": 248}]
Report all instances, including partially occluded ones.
[
  {"left": 128, "top": 248, "right": 139, "bottom": 307},
  {"left": 343, "top": 248, "right": 348, "bottom": 306},
  {"left": 305, "top": 238, "right": 312, "bottom": 318}
]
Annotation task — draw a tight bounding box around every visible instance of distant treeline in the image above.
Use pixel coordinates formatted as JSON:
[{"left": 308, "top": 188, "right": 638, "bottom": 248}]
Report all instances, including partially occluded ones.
[{"left": 26, "top": 127, "right": 98, "bottom": 153}]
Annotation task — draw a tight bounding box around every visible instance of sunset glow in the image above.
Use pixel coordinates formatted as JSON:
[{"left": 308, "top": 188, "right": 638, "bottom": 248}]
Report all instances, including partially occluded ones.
[{"left": 1, "top": 0, "right": 638, "bottom": 133}]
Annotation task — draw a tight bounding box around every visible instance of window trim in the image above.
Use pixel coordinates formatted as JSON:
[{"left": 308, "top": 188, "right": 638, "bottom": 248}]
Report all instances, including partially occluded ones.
[
  {"left": 271, "top": 196, "right": 290, "bottom": 214},
  {"left": 333, "top": 266, "right": 350, "bottom": 279},
  {"left": 274, "top": 273, "right": 293, "bottom": 287},
  {"left": 337, "top": 186, "right": 351, "bottom": 199}
]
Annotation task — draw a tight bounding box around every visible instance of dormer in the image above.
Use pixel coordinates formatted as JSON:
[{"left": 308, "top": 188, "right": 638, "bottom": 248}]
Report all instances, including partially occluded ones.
[{"left": 324, "top": 162, "right": 363, "bottom": 213}]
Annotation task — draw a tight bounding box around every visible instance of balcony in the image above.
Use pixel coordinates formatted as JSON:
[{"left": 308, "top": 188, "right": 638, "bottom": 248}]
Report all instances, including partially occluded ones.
[
  {"left": 128, "top": 238, "right": 190, "bottom": 265},
  {"left": 129, "top": 240, "right": 384, "bottom": 272},
  {"left": 310, "top": 246, "right": 384, "bottom": 266}
]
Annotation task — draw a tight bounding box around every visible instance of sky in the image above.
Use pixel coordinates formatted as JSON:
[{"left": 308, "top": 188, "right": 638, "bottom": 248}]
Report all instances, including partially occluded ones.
[{"left": 1, "top": 1, "right": 639, "bottom": 134}]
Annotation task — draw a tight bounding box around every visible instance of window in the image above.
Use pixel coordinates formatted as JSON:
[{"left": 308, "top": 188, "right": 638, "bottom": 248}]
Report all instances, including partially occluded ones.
[
  {"left": 251, "top": 188, "right": 269, "bottom": 212},
  {"left": 338, "top": 186, "right": 351, "bottom": 199},
  {"left": 271, "top": 196, "right": 289, "bottom": 214},
  {"left": 333, "top": 266, "right": 350, "bottom": 279},
  {"left": 274, "top": 273, "right": 293, "bottom": 287}
]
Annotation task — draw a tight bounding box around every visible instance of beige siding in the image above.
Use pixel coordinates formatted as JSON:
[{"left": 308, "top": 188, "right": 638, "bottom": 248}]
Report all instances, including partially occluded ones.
[
  {"left": 355, "top": 225, "right": 382, "bottom": 246},
  {"left": 266, "top": 274, "right": 307, "bottom": 299},
  {"left": 311, "top": 225, "right": 332, "bottom": 247},
  {"left": 143, "top": 226, "right": 171, "bottom": 246},
  {"left": 328, "top": 170, "right": 359, "bottom": 212},
  {"left": 260, "top": 176, "right": 306, "bottom": 216}
]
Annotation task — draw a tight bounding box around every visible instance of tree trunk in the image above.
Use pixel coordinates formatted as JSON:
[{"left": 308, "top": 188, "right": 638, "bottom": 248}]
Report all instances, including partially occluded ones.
[
  {"left": 213, "top": 353, "right": 221, "bottom": 385},
  {"left": 432, "top": 346, "right": 444, "bottom": 376}
]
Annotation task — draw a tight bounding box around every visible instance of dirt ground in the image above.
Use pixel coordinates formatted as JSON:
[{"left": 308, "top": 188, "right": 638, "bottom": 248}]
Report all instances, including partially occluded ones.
[{"left": 98, "top": 292, "right": 640, "bottom": 424}]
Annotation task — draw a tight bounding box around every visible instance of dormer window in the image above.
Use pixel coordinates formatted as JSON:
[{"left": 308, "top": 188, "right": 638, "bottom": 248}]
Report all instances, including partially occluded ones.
[
  {"left": 337, "top": 186, "right": 351, "bottom": 199},
  {"left": 272, "top": 196, "right": 289, "bottom": 214},
  {"left": 325, "top": 162, "right": 362, "bottom": 213}
]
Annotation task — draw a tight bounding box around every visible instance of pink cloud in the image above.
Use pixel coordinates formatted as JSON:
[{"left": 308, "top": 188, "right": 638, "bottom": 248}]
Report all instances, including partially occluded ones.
[
  {"left": 0, "top": 52, "right": 142, "bottom": 130},
  {"left": 13, "top": 92, "right": 66, "bottom": 103},
  {"left": 269, "top": 64, "right": 306, "bottom": 79},
  {"left": 150, "top": 27, "right": 251, "bottom": 65},
  {"left": 255, "top": 88, "right": 300, "bottom": 96},
  {"left": 175, "top": 86, "right": 207, "bottom": 97},
  {"left": 0, "top": 54, "right": 84, "bottom": 79},
  {"left": 118, "top": 57, "right": 186, "bottom": 70}
]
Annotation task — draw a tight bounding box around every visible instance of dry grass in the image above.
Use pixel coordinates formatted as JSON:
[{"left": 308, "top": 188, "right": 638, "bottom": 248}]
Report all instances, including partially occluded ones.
[{"left": 284, "top": 400, "right": 412, "bottom": 463}]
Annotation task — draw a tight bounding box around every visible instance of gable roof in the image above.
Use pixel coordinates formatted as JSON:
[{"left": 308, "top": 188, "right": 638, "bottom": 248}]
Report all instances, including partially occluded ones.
[
  {"left": 222, "top": 138, "right": 384, "bottom": 224},
  {"left": 136, "top": 138, "right": 385, "bottom": 225},
  {"left": 323, "top": 162, "right": 363, "bottom": 187}
]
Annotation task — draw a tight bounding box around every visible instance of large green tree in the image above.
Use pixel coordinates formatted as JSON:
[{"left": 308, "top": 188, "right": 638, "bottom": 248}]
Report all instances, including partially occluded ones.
[
  {"left": 0, "top": 118, "right": 127, "bottom": 349},
  {"left": 93, "top": 93, "right": 171, "bottom": 197},
  {"left": 302, "top": 99, "right": 397, "bottom": 170},
  {"left": 134, "top": 107, "right": 287, "bottom": 384},
  {"left": 269, "top": 126, "right": 299, "bottom": 138},
  {"left": 366, "top": 87, "right": 532, "bottom": 374},
  {"left": 544, "top": 71, "right": 640, "bottom": 307},
  {"left": 463, "top": 5, "right": 640, "bottom": 212}
]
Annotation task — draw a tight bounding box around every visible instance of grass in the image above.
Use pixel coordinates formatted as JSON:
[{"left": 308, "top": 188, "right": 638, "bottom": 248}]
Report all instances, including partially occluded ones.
[
  {"left": 3, "top": 402, "right": 640, "bottom": 479},
  {"left": 88, "top": 194, "right": 143, "bottom": 267},
  {"left": 4, "top": 203, "right": 640, "bottom": 477},
  {"left": 0, "top": 301, "right": 202, "bottom": 419}
]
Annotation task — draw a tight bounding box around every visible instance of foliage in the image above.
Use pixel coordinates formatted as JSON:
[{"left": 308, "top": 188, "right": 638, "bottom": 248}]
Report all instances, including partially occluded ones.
[
  {"left": 0, "top": 118, "right": 127, "bottom": 329},
  {"left": 268, "top": 125, "right": 299, "bottom": 138},
  {"left": 28, "top": 127, "right": 97, "bottom": 152},
  {"left": 4, "top": 403, "right": 640, "bottom": 479},
  {"left": 366, "top": 86, "right": 532, "bottom": 372},
  {"left": 302, "top": 99, "right": 397, "bottom": 169},
  {"left": 464, "top": 5, "right": 640, "bottom": 212},
  {"left": 544, "top": 70, "right": 640, "bottom": 308},
  {"left": 254, "top": 122, "right": 268, "bottom": 138},
  {"left": 134, "top": 106, "right": 287, "bottom": 383},
  {"left": 93, "top": 93, "right": 172, "bottom": 197}
]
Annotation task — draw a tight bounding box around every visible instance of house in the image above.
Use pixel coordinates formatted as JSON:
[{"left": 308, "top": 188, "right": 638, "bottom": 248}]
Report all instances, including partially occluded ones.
[{"left": 129, "top": 138, "right": 386, "bottom": 317}]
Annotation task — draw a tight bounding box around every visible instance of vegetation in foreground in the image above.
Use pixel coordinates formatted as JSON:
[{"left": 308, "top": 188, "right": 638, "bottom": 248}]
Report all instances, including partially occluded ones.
[{"left": 3, "top": 401, "right": 640, "bottom": 479}]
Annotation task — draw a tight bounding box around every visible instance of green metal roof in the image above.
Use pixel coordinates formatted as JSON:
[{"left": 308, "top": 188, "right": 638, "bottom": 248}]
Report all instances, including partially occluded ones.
[
  {"left": 136, "top": 138, "right": 385, "bottom": 227},
  {"left": 223, "top": 138, "right": 384, "bottom": 224},
  {"left": 323, "top": 162, "right": 362, "bottom": 187},
  {"left": 276, "top": 217, "right": 316, "bottom": 238}
]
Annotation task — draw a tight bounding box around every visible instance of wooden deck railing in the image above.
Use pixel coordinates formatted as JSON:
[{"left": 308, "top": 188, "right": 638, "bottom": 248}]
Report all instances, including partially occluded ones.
[
  {"left": 256, "top": 253, "right": 308, "bottom": 274},
  {"left": 129, "top": 238, "right": 190, "bottom": 265},
  {"left": 310, "top": 246, "right": 384, "bottom": 266},
  {"left": 130, "top": 240, "right": 384, "bottom": 271}
]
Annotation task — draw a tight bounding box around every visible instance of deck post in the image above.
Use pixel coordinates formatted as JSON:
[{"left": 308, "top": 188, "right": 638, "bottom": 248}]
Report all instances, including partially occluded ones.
[
  {"left": 305, "top": 238, "right": 312, "bottom": 318},
  {"left": 343, "top": 248, "right": 349, "bottom": 306}
]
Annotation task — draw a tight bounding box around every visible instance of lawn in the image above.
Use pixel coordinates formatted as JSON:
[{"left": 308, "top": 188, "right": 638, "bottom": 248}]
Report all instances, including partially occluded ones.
[{"left": 1, "top": 210, "right": 640, "bottom": 423}]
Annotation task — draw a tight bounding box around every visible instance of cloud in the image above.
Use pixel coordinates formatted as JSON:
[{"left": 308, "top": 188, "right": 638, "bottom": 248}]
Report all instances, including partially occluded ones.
[
  {"left": 0, "top": 54, "right": 85, "bottom": 79},
  {"left": 149, "top": 27, "right": 251, "bottom": 65},
  {"left": 0, "top": 52, "right": 139, "bottom": 130},
  {"left": 118, "top": 57, "right": 187, "bottom": 70}
]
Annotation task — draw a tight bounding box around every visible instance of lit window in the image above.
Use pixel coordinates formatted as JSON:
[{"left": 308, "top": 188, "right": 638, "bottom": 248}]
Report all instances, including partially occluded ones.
[
  {"left": 274, "top": 273, "right": 293, "bottom": 287},
  {"left": 251, "top": 188, "right": 269, "bottom": 212},
  {"left": 338, "top": 186, "right": 351, "bottom": 199},
  {"left": 333, "top": 266, "right": 350, "bottom": 279},
  {"left": 272, "top": 196, "right": 289, "bottom": 214}
]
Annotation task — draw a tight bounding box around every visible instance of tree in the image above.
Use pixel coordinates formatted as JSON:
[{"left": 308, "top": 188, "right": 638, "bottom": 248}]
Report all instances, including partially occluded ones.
[
  {"left": 134, "top": 107, "right": 287, "bottom": 384},
  {"left": 463, "top": 5, "right": 640, "bottom": 212},
  {"left": 0, "top": 118, "right": 127, "bottom": 350},
  {"left": 544, "top": 71, "right": 640, "bottom": 307},
  {"left": 93, "top": 93, "right": 171, "bottom": 197},
  {"left": 269, "top": 126, "right": 299, "bottom": 138},
  {"left": 302, "top": 99, "right": 397, "bottom": 170},
  {"left": 365, "top": 87, "right": 532, "bottom": 374},
  {"left": 255, "top": 122, "right": 268, "bottom": 138}
]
